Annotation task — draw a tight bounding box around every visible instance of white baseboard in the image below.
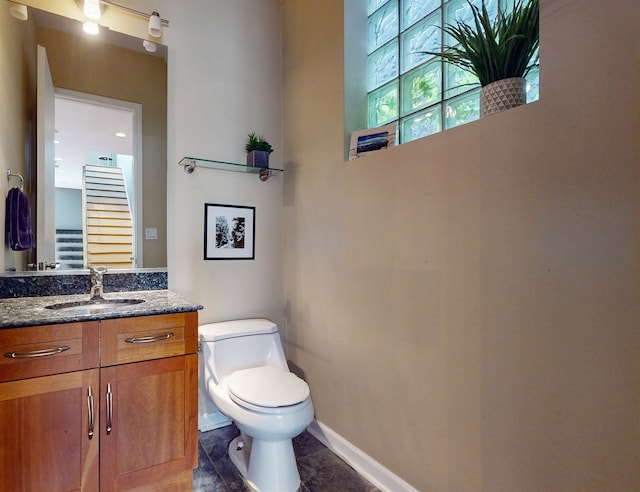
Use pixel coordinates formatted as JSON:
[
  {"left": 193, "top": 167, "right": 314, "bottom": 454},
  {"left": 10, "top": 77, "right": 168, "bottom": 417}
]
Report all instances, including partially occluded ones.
[{"left": 307, "top": 420, "right": 419, "bottom": 492}]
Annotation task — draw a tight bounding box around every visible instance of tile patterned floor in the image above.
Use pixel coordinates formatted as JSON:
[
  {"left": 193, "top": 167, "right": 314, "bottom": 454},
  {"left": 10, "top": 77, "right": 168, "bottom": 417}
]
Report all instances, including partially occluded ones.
[{"left": 193, "top": 424, "right": 381, "bottom": 491}]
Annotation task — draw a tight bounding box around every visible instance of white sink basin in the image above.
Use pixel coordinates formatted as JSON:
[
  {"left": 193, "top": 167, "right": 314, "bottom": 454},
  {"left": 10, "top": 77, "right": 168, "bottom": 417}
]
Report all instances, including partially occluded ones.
[{"left": 45, "top": 298, "right": 145, "bottom": 313}]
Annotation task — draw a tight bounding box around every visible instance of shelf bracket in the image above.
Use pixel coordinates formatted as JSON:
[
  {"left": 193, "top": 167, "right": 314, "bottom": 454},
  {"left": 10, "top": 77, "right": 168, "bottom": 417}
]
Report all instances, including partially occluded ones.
[
  {"left": 182, "top": 159, "right": 196, "bottom": 174},
  {"left": 258, "top": 169, "right": 270, "bottom": 182}
]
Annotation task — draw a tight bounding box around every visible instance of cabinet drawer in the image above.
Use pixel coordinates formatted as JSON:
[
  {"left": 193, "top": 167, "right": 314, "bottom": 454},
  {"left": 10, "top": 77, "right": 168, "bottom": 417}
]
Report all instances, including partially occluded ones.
[
  {"left": 101, "top": 312, "right": 198, "bottom": 366},
  {"left": 0, "top": 322, "right": 100, "bottom": 383}
]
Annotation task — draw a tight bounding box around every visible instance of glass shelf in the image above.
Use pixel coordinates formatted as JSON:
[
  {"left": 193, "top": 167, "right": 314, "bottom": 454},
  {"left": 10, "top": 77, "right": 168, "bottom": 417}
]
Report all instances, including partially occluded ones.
[{"left": 178, "top": 156, "right": 283, "bottom": 181}]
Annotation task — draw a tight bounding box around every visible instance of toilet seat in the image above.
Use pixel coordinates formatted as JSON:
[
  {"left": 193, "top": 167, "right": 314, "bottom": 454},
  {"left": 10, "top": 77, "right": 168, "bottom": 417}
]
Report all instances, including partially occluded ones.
[{"left": 227, "top": 366, "right": 310, "bottom": 414}]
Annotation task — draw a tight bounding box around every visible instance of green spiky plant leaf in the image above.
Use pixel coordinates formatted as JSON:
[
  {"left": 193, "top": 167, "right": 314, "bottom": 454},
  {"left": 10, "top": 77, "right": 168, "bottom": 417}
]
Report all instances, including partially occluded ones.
[
  {"left": 245, "top": 132, "right": 273, "bottom": 153},
  {"left": 419, "top": 0, "right": 539, "bottom": 87}
]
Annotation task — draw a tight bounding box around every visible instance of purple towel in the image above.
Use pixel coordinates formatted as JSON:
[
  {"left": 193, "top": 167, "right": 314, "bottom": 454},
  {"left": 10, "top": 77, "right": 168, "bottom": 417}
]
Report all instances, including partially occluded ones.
[{"left": 5, "top": 187, "right": 35, "bottom": 251}]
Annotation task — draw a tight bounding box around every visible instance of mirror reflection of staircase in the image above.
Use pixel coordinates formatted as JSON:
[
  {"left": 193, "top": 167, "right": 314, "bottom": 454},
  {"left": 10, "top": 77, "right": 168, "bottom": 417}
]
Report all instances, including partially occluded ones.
[
  {"left": 82, "top": 164, "right": 134, "bottom": 269},
  {"left": 55, "top": 229, "right": 83, "bottom": 269}
]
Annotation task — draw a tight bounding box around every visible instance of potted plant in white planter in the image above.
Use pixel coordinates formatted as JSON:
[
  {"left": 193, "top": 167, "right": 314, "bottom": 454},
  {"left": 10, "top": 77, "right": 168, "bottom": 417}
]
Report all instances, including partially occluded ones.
[
  {"left": 245, "top": 132, "right": 273, "bottom": 168},
  {"left": 421, "top": 0, "right": 539, "bottom": 117}
]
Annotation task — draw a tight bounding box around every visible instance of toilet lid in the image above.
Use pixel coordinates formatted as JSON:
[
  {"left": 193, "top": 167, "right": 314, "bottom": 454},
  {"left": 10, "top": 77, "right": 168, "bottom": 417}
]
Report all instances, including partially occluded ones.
[{"left": 227, "top": 366, "right": 310, "bottom": 409}]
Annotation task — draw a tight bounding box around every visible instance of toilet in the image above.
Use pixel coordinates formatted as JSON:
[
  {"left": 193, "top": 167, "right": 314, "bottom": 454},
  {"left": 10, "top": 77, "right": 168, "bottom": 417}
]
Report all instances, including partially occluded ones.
[{"left": 199, "top": 318, "right": 314, "bottom": 492}]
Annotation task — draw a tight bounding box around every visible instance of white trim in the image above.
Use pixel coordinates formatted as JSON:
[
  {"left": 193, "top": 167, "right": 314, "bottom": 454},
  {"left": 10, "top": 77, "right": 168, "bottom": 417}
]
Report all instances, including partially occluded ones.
[{"left": 307, "top": 420, "right": 419, "bottom": 492}]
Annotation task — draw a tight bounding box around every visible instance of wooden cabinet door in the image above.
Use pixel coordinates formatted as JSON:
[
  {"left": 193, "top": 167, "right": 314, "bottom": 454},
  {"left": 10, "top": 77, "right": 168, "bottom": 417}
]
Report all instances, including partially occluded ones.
[
  {"left": 99, "top": 354, "right": 198, "bottom": 491},
  {"left": 0, "top": 369, "right": 100, "bottom": 491}
]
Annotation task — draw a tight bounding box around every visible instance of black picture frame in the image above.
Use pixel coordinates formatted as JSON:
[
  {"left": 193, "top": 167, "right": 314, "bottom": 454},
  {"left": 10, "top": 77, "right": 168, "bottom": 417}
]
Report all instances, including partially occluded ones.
[{"left": 204, "top": 203, "right": 255, "bottom": 260}]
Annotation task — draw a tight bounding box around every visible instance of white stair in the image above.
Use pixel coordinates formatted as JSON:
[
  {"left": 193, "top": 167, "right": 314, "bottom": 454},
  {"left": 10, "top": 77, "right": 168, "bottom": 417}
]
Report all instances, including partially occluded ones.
[
  {"left": 55, "top": 229, "right": 83, "bottom": 270},
  {"left": 83, "top": 164, "right": 134, "bottom": 269}
]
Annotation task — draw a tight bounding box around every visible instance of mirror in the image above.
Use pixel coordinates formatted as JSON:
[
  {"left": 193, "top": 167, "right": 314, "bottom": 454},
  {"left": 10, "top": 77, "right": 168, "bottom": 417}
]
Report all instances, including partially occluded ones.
[{"left": 1, "top": 4, "right": 167, "bottom": 272}]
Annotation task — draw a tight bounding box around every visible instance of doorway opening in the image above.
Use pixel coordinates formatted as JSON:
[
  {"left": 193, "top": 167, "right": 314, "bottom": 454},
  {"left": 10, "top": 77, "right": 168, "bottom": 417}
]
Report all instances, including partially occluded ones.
[{"left": 53, "top": 90, "right": 142, "bottom": 269}]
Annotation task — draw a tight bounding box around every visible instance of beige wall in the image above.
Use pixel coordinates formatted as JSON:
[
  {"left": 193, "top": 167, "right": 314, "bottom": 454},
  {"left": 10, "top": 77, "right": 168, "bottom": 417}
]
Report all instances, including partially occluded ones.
[
  {"left": 282, "top": 1, "right": 639, "bottom": 491},
  {"left": 163, "top": 0, "right": 284, "bottom": 327},
  {"left": 37, "top": 26, "right": 167, "bottom": 268},
  {"left": 1, "top": 6, "right": 37, "bottom": 272}
]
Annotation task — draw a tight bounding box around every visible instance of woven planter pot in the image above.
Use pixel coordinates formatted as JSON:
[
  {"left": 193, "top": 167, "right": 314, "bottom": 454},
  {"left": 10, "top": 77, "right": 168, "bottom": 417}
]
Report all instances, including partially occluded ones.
[{"left": 480, "top": 77, "right": 527, "bottom": 118}]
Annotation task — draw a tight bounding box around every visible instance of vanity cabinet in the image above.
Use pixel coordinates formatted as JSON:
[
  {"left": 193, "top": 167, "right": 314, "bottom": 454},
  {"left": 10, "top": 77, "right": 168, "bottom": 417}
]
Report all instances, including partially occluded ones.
[{"left": 0, "top": 311, "right": 198, "bottom": 491}]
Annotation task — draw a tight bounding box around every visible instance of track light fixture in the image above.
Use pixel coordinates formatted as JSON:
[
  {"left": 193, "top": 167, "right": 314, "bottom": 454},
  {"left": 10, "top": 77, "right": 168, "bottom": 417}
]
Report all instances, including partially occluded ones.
[
  {"left": 78, "top": 1, "right": 169, "bottom": 38},
  {"left": 148, "top": 11, "right": 162, "bottom": 37},
  {"left": 8, "top": 2, "right": 28, "bottom": 20},
  {"left": 83, "top": 0, "right": 101, "bottom": 20}
]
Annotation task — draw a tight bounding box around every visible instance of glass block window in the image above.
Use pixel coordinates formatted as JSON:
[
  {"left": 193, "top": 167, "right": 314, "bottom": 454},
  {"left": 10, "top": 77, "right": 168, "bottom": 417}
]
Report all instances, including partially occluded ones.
[{"left": 367, "top": 0, "right": 539, "bottom": 144}]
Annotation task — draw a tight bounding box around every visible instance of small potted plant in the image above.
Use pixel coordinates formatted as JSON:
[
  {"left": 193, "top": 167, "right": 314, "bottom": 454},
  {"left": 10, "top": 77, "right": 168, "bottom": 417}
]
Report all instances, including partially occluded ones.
[
  {"left": 245, "top": 132, "right": 273, "bottom": 168},
  {"left": 420, "top": 0, "right": 539, "bottom": 117}
]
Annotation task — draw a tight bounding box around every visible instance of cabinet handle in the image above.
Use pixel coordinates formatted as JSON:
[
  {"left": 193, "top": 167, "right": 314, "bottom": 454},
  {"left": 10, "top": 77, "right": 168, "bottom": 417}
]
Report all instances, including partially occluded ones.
[
  {"left": 87, "top": 386, "right": 94, "bottom": 440},
  {"left": 4, "top": 345, "right": 70, "bottom": 358},
  {"left": 124, "top": 332, "right": 174, "bottom": 344},
  {"left": 106, "top": 383, "right": 113, "bottom": 435}
]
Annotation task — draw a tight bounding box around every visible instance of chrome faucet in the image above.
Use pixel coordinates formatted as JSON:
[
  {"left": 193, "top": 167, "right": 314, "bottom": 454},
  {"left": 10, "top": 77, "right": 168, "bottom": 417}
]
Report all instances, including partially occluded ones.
[{"left": 89, "top": 266, "right": 108, "bottom": 299}]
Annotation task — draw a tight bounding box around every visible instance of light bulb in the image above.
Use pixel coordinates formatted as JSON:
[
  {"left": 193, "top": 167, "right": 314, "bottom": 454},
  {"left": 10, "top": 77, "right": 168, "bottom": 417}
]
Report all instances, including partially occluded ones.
[
  {"left": 83, "top": 21, "right": 100, "bottom": 35},
  {"left": 83, "top": 0, "right": 101, "bottom": 20}
]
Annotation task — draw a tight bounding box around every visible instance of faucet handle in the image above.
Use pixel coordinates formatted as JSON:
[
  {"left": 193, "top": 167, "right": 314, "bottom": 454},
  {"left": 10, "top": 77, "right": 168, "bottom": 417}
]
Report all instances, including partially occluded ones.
[
  {"left": 89, "top": 265, "right": 107, "bottom": 300},
  {"left": 89, "top": 265, "right": 108, "bottom": 275},
  {"left": 89, "top": 266, "right": 108, "bottom": 286}
]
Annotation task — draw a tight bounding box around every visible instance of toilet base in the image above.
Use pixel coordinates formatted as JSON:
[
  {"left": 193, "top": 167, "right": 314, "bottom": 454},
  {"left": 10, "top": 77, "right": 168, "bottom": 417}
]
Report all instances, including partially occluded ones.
[{"left": 228, "top": 435, "right": 301, "bottom": 492}]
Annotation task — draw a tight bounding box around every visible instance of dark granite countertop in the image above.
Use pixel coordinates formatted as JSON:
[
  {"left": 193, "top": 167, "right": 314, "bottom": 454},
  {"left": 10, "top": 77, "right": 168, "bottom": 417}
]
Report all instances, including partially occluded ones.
[{"left": 0, "top": 290, "right": 203, "bottom": 329}]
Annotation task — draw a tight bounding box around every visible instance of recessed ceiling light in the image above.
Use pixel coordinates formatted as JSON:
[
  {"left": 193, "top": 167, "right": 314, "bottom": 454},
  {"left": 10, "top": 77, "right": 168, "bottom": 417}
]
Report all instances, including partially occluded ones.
[
  {"left": 55, "top": 157, "right": 62, "bottom": 161},
  {"left": 54, "top": 139, "right": 60, "bottom": 144},
  {"left": 83, "top": 21, "right": 99, "bottom": 35},
  {"left": 115, "top": 132, "right": 127, "bottom": 138},
  {"left": 143, "top": 40, "right": 157, "bottom": 53}
]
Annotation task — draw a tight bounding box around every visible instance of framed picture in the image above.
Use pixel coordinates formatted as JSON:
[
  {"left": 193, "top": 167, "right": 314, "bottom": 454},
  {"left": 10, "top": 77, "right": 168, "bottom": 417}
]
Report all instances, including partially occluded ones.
[
  {"left": 348, "top": 123, "right": 397, "bottom": 160},
  {"left": 204, "top": 203, "right": 255, "bottom": 260}
]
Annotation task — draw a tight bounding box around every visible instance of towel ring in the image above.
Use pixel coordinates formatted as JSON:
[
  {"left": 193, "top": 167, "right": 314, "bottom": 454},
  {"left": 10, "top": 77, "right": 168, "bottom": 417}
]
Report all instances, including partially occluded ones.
[{"left": 7, "top": 170, "right": 24, "bottom": 191}]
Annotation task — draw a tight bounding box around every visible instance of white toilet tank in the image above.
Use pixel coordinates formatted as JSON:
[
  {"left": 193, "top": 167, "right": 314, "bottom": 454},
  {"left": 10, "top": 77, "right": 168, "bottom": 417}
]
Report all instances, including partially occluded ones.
[{"left": 199, "top": 318, "right": 289, "bottom": 384}]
